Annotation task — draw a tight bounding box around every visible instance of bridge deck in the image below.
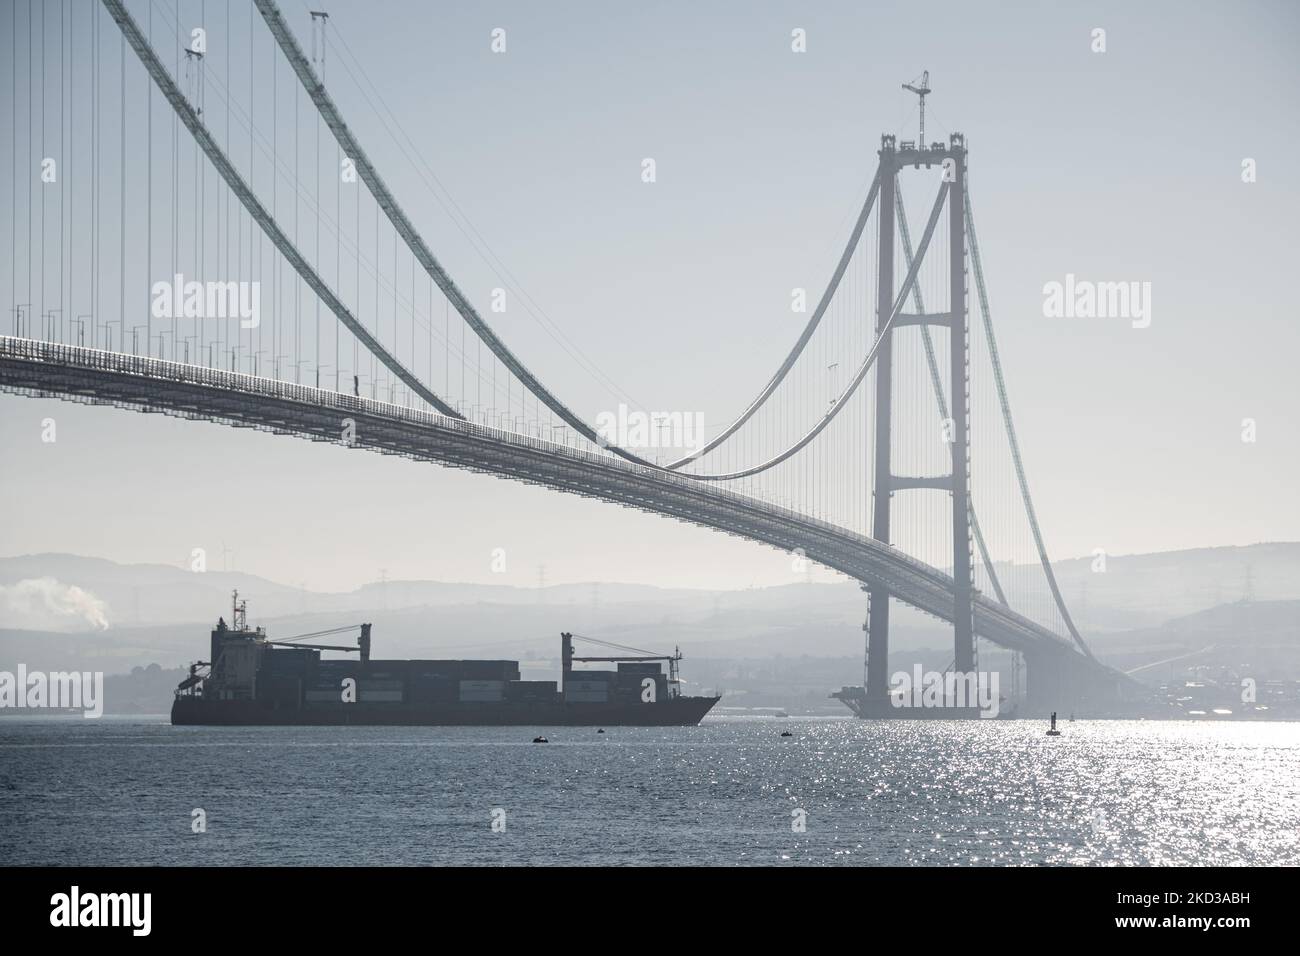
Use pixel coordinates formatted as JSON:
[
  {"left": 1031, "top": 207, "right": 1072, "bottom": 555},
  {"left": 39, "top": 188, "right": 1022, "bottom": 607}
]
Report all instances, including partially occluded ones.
[{"left": 0, "top": 336, "right": 1095, "bottom": 665}]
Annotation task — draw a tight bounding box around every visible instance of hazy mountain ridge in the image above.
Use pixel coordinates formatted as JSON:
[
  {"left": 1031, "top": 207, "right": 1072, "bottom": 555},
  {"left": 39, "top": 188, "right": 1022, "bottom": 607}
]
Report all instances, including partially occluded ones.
[
  {"left": 5, "top": 542, "right": 1297, "bottom": 631},
  {"left": 0, "top": 544, "right": 1296, "bottom": 677},
  {"left": 1046, "top": 542, "right": 1300, "bottom": 629}
]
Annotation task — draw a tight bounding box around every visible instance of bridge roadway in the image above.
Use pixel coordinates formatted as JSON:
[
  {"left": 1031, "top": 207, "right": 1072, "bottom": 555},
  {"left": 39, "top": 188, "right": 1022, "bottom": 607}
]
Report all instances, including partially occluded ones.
[{"left": 0, "top": 336, "right": 1097, "bottom": 669}]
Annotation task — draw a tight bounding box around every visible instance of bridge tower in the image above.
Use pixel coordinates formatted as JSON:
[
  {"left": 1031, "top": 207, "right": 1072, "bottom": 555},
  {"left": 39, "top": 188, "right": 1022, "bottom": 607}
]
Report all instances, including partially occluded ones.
[{"left": 865, "top": 132, "right": 974, "bottom": 708}]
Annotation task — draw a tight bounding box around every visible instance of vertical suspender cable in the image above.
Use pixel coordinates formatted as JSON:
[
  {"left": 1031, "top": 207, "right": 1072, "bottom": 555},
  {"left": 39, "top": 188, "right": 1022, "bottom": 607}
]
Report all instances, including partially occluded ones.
[
  {"left": 27, "top": 0, "right": 33, "bottom": 336},
  {"left": 102, "top": 0, "right": 459, "bottom": 412},
  {"left": 10, "top": 0, "right": 14, "bottom": 335},
  {"left": 119, "top": 28, "right": 124, "bottom": 349},
  {"left": 39, "top": 2, "right": 45, "bottom": 336},
  {"left": 145, "top": 2, "right": 150, "bottom": 353}
]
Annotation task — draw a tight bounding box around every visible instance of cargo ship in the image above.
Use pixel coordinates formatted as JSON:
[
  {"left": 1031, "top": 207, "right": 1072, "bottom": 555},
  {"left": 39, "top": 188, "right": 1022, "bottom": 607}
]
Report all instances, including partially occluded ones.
[{"left": 171, "top": 592, "right": 720, "bottom": 726}]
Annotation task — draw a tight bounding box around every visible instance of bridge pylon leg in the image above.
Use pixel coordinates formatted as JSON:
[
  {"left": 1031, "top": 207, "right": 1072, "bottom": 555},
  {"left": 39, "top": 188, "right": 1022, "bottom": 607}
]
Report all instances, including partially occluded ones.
[
  {"left": 865, "top": 137, "right": 897, "bottom": 706},
  {"left": 949, "top": 135, "right": 975, "bottom": 675},
  {"left": 864, "top": 134, "right": 976, "bottom": 710}
]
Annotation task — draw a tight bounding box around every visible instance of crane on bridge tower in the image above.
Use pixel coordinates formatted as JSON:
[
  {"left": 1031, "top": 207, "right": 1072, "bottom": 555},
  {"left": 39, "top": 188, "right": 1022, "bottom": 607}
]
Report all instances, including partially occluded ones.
[{"left": 902, "top": 71, "right": 932, "bottom": 146}]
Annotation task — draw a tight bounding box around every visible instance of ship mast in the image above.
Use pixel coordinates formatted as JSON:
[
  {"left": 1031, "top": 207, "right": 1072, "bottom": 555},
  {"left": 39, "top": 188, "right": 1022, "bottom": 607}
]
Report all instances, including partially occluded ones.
[{"left": 232, "top": 589, "right": 248, "bottom": 632}]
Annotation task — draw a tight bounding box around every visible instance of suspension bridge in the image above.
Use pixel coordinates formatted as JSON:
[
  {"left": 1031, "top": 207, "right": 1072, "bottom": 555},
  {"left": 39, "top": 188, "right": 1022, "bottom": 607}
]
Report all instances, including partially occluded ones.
[{"left": 0, "top": 0, "right": 1135, "bottom": 714}]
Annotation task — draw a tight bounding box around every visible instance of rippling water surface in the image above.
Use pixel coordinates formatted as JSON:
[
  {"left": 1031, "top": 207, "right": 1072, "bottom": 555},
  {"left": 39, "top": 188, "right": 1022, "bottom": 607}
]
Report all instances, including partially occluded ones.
[{"left": 1, "top": 716, "right": 1296, "bottom": 866}]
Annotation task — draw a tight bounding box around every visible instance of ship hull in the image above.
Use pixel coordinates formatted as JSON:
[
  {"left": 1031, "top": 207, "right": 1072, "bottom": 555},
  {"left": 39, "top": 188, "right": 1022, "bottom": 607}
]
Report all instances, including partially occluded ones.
[{"left": 171, "top": 694, "right": 720, "bottom": 727}]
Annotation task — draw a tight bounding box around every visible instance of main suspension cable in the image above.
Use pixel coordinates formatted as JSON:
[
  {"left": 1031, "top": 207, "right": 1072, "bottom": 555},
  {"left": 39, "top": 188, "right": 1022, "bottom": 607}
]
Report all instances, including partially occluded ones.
[
  {"left": 675, "top": 181, "right": 949, "bottom": 482},
  {"left": 664, "top": 171, "right": 881, "bottom": 469},
  {"left": 256, "top": 0, "right": 883, "bottom": 473},
  {"left": 100, "top": 0, "right": 461, "bottom": 417},
  {"left": 965, "top": 188, "right": 1093, "bottom": 659}
]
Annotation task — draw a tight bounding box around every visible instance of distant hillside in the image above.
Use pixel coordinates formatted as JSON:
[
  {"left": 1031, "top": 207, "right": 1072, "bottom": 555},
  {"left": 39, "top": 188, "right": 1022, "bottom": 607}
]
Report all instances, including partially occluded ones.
[
  {"left": 1, "top": 545, "right": 1297, "bottom": 676},
  {"left": 1044, "top": 542, "right": 1300, "bottom": 631},
  {"left": 1093, "top": 599, "right": 1300, "bottom": 680},
  {"left": 5, "top": 543, "right": 1299, "bottom": 631},
  {"left": 0, "top": 554, "right": 302, "bottom": 630},
  {"left": 0, "top": 582, "right": 952, "bottom": 674},
  {"left": 0, "top": 551, "right": 791, "bottom": 629}
]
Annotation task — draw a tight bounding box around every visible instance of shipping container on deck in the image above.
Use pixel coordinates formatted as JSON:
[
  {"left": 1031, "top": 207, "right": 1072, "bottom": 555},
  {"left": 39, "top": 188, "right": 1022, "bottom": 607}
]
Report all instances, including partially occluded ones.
[
  {"left": 565, "top": 690, "right": 609, "bottom": 703},
  {"left": 408, "top": 675, "right": 458, "bottom": 703},
  {"left": 565, "top": 673, "right": 614, "bottom": 703},
  {"left": 262, "top": 647, "right": 318, "bottom": 676},
  {"left": 459, "top": 679, "right": 506, "bottom": 702},
  {"left": 506, "top": 680, "right": 558, "bottom": 701},
  {"left": 611, "top": 674, "right": 668, "bottom": 702},
  {"left": 358, "top": 679, "right": 404, "bottom": 703},
  {"left": 616, "top": 662, "right": 662, "bottom": 675},
  {"left": 316, "top": 661, "right": 359, "bottom": 680},
  {"left": 568, "top": 670, "right": 617, "bottom": 683},
  {"left": 422, "top": 660, "right": 520, "bottom": 682}
]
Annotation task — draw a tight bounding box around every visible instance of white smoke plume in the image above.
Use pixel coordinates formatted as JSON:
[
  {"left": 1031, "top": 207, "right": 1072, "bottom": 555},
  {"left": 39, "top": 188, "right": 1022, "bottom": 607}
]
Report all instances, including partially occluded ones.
[{"left": 0, "top": 577, "right": 111, "bottom": 631}]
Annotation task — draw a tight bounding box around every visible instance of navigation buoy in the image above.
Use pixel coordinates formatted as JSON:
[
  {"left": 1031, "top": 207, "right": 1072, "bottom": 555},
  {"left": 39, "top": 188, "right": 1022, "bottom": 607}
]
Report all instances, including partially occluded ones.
[
  {"left": 532, "top": 736, "right": 548, "bottom": 743},
  {"left": 1046, "top": 712, "right": 1062, "bottom": 737}
]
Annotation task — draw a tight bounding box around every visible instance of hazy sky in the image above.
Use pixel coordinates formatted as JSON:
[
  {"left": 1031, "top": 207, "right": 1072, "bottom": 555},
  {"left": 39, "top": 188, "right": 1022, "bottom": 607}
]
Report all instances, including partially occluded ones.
[{"left": 1, "top": 0, "right": 1298, "bottom": 592}]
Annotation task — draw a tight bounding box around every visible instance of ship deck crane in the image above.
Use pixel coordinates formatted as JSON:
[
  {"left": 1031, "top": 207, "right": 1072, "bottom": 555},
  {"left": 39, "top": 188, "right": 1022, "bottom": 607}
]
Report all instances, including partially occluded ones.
[
  {"left": 270, "top": 622, "right": 373, "bottom": 661},
  {"left": 563, "top": 632, "right": 684, "bottom": 696}
]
